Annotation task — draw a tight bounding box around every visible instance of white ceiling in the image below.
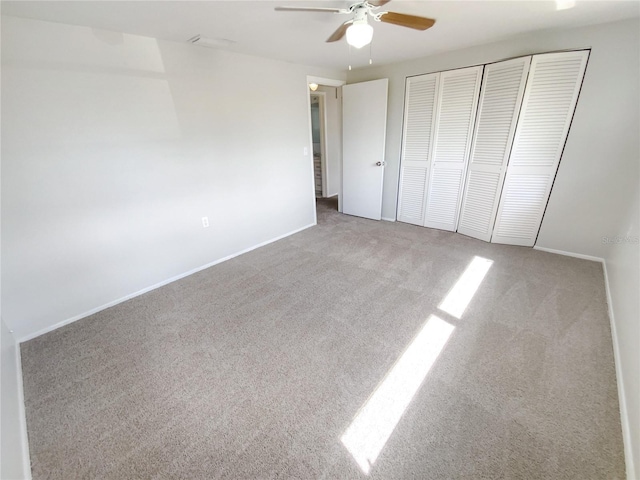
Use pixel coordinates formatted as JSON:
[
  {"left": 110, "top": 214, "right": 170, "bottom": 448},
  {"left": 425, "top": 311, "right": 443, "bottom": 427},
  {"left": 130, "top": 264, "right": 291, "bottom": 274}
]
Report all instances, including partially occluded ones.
[{"left": 2, "top": 1, "right": 639, "bottom": 71}]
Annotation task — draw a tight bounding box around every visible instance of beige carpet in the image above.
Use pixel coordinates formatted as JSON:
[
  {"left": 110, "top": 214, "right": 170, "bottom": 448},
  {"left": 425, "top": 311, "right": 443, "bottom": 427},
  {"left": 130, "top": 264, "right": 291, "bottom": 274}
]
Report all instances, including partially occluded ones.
[{"left": 21, "top": 197, "right": 625, "bottom": 479}]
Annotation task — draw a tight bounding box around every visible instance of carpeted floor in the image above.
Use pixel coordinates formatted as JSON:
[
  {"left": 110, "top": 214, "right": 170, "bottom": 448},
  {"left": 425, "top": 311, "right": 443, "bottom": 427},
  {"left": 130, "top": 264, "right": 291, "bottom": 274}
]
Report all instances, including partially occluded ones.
[{"left": 21, "top": 197, "right": 624, "bottom": 479}]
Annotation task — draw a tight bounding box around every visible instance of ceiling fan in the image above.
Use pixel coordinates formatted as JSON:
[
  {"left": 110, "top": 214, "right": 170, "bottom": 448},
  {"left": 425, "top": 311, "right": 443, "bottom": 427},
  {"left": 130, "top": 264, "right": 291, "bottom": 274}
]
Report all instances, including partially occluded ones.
[{"left": 275, "top": 1, "right": 436, "bottom": 49}]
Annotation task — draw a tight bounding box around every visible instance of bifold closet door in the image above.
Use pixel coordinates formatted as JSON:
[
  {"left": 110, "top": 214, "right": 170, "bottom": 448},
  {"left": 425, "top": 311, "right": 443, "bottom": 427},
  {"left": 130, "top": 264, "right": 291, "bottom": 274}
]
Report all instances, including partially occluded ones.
[
  {"left": 424, "top": 66, "right": 483, "bottom": 231},
  {"left": 457, "top": 56, "right": 531, "bottom": 241},
  {"left": 491, "top": 50, "right": 589, "bottom": 246},
  {"left": 397, "top": 73, "right": 439, "bottom": 225}
]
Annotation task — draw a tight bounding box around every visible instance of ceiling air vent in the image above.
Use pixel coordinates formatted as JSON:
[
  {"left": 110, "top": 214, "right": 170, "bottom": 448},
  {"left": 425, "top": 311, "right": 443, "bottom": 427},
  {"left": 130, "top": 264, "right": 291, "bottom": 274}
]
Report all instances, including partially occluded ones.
[{"left": 187, "top": 35, "right": 236, "bottom": 48}]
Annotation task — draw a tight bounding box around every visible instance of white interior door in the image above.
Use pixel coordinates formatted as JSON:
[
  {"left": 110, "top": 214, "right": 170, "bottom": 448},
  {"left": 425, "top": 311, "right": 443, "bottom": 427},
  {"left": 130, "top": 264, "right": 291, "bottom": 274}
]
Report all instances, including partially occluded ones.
[
  {"left": 342, "top": 78, "right": 389, "bottom": 220},
  {"left": 397, "top": 73, "right": 439, "bottom": 225},
  {"left": 457, "top": 56, "right": 531, "bottom": 241},
  {"left": 424, "top": 66, "right": 483, "bottom": 231},
  {"left": 492, "top": 51, "right": 589, "bottom": 246}
]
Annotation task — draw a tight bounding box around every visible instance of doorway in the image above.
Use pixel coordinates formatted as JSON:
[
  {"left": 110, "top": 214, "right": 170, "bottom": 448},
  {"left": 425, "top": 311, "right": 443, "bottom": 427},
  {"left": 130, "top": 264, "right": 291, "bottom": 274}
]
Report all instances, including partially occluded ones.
[
  {"left": 307, "top": 76, "right": 345, "bottom": 217},
  {"left": 310, "top": 93, "right": 327, "bottom": 198}
]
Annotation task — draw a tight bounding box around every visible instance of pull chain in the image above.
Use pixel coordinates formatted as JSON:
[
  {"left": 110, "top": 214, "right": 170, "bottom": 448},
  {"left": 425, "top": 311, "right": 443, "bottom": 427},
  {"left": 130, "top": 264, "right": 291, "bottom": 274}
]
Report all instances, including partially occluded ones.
[{"left": 346, "top": 40, "right": 373, "bottom": 69}]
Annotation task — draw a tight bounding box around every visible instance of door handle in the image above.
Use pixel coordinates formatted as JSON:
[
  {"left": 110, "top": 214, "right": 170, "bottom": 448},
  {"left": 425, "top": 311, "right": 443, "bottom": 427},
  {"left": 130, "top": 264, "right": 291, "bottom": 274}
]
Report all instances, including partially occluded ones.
[{"left": 376, "top": 161, "right": 386, "bottom": 167}]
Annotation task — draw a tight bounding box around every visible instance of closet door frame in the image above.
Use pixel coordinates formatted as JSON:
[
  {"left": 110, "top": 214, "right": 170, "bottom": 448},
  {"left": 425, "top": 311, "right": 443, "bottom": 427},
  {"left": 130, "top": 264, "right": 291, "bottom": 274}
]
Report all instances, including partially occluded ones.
[{"left": 395, "top": 49, "right": 589, "bottom": 246}]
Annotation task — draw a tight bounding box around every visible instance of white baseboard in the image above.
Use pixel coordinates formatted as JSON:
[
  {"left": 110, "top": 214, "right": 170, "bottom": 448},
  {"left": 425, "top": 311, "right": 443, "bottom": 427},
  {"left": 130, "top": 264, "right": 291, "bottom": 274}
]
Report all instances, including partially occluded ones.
[
  {"left": 532, "top": 245, "right": 603, "bottom": 263},
  {"left": 534, "top": 245, "right": 635, "bottom": 479},
  {"left": 381, "top": 217, "right": 396, "bottom": 222},
  {"left": 16, "top": 344, "right": 32, "bottom": 479},
  {"left": 18, "top": 223, "right": 315, "bottom": 343},
  {"left": 602, "top": 261, "right": 636, "bottom": 480}
]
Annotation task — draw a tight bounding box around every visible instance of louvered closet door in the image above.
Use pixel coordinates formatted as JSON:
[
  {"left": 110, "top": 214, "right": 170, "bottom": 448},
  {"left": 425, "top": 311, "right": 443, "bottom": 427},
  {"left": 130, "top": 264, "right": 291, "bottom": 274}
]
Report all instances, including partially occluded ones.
[
  {"left": 457, "top": 57, "right": 531, "bottom": 241},
  {"left": 492, "top": 50, "right": 589, "bottom": 246},
  {"left": 424, "top": 66, "right": 483, "bottom": 231},
  {"left": 397, "top": 73, "right": 439, "bottom": 225}
]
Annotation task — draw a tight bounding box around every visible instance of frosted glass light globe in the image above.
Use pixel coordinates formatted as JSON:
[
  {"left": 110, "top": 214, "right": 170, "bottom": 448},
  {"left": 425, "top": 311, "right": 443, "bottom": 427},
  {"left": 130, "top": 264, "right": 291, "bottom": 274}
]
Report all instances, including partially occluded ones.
[{"left": 346, "top": 23, "right": 373, "bottom": 49}]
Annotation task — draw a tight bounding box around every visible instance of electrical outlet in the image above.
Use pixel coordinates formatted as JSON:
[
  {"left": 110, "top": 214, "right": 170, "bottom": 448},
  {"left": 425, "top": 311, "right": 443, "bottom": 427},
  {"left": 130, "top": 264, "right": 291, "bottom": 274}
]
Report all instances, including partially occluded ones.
[{"left": 202, "top": 217, "right": 209, "bottom": 228}]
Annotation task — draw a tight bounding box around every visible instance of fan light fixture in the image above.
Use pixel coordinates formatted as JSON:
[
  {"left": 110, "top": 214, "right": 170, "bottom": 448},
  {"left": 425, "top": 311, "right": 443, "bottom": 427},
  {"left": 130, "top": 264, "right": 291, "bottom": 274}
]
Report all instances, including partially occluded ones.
[
  {"left": 274, "top": 1, "right": 437, "bottom": 63},
  {"left": 346, "top": 21, "right": 374, "bottom": 49},
  {"left": 309, "top": 83, "right": 319, "bottom": 91}
]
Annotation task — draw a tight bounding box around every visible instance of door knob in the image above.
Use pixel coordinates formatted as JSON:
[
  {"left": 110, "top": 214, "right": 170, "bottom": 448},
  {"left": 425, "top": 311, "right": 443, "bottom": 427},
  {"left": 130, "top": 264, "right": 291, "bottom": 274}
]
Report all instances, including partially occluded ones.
[{"left": 376, "top": 161, "right": 386, "bottom": 167}]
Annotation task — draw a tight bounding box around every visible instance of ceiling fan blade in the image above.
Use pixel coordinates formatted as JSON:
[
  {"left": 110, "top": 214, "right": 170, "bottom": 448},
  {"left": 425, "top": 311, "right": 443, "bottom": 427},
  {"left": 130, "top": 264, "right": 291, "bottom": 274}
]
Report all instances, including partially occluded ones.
[
  {"left": 379, "top": 11, "right": 435, "bottom": 30},
  {"left": 326, "top": 21, "right": 352, "bottom": 42},
  {"left": 368, "top": 0, "right": 391, "bottom": 6},
  {"left": 275, "top": 6, "right": 345, "bottom": 13}
]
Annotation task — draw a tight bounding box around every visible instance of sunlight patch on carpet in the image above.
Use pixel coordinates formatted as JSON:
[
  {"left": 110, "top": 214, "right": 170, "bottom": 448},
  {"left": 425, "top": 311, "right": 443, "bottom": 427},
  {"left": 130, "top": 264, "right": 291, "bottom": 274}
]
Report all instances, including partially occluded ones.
[
  {"left": 341, "top": 315, "right": 454, "bottom": 474},
  {"left": 438, "top": 256, "right": 493, "bottom": 319}
]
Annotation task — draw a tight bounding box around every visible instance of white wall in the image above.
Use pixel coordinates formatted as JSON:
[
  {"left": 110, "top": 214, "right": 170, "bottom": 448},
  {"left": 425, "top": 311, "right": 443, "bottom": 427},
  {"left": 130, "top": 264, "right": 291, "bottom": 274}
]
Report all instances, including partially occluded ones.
[
  {"left": 604, "top": 185, "right": 640, "bottom": 479},
  {"left": 348, "top": 18, "right": 640, "bottom": 478},
  {"left": 1, "top": 15, "right": 345, "bottom": 339},
  {"left": 535, "top": 22, "right": 639, "bottom": 258},
  {"left": 1, "top": 319, "right": 30, "bottom": 479},
  {"left": 317, "top": 85, "right": 342, "bottom": 198}
]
